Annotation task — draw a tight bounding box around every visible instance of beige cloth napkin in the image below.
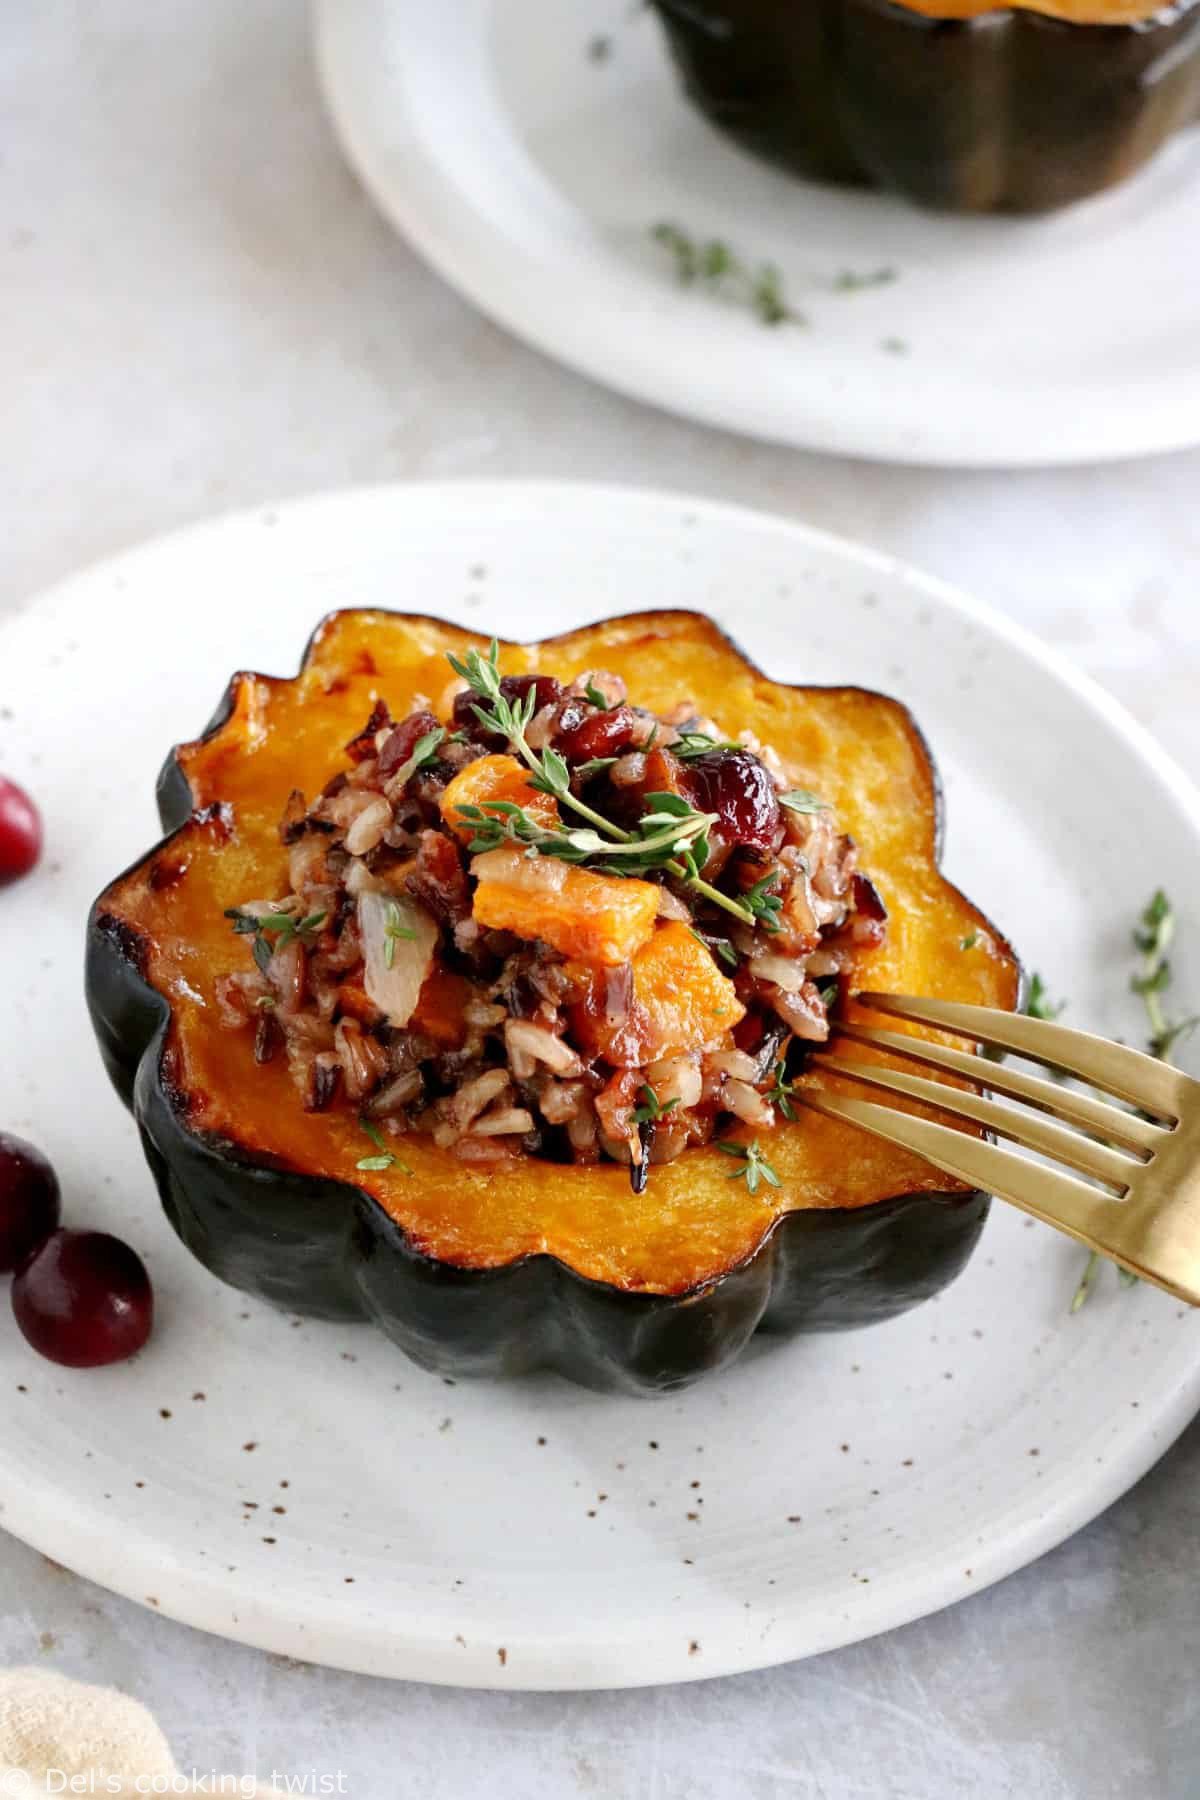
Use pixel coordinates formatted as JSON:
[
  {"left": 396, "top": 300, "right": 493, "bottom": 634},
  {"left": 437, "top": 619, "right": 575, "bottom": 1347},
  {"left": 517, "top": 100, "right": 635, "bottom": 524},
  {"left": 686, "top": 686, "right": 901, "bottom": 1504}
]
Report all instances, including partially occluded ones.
[{"left": 0, "top": 1669, "right": 290, "bottom": 1797}]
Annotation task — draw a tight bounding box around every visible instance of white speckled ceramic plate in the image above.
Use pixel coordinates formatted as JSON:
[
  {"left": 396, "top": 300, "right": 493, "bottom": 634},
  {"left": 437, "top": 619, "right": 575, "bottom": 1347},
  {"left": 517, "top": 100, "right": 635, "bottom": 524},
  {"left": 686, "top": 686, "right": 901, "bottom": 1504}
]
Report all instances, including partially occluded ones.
[
  {"left": 1, "top": 482, "right": 1199, "bottom": 1689},
  {"left": 313, "top": 0, "right": 1200, "bottom": 467}
]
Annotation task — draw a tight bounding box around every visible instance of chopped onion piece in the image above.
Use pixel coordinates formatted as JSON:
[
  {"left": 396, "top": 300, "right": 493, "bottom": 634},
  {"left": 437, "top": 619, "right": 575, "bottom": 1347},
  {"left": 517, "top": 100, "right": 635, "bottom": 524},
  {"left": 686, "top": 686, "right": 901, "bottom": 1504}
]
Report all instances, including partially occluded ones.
[
  {"left": 471, "top": 1107, "right": 536, "bottom": 1138},
  {"left": 357, "top": 890, "right": 437, "bottom": 1028},
  {"left": 749, "top": 952, "right": 808, "bottom": 993}
]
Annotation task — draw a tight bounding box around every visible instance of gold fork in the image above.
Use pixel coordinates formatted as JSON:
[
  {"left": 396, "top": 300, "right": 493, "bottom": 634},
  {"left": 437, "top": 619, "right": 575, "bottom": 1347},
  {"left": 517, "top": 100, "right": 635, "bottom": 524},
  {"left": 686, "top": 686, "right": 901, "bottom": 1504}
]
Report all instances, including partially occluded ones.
[{"left": 802, "top": 993, "right": 1200, "bottom": 1306}]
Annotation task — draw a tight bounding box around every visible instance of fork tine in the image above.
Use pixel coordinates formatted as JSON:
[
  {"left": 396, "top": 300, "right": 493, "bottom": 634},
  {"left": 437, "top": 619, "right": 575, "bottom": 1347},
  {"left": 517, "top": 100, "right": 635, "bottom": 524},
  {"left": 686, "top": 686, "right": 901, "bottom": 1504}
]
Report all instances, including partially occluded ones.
[
  {"left": 835, "top": 1021, "right": 1165, "bottom": 1155},
  {"left": 857, "top": 993, "right": 1188, "bottom": 1120},
  {"left": 797, "top": 1088, "right": 1121, "bottom": 1247},
  {"left": 815, "top": 1054, "right": 1137, "bottom": 1190}
]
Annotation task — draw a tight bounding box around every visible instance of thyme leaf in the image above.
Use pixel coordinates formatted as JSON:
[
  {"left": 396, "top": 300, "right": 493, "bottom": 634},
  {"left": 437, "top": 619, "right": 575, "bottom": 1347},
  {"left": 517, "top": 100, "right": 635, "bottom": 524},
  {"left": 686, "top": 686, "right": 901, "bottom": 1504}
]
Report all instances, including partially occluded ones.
[
  {"left": 779, "top": 789, "right": 830, "bottom": 816},
  {"left": 714, "top": 1138, "right": 782, "bottom": 1195},
  {"left": 766, "top": 1061, "right": 797, "bottom": 1122},
  {"left": 225, "top": 905, "right": 327, "bottom": 975},
  {"left": 672, "top": 731, "right": 742, "bottom": 759},
  {"left": 355, "top": 1116, "right": 412, "bottom": 1176},
  {"left": 1072, "top": 890, "right": 1195, "bottom": 1310},
  {"left": 632, "top": 1085, "right": 681, "bottom": 1126},
  {"left": 651, "top": 224, "right": 805, "bottom": 328},
  {"left": 383, "top": 900, "right": 418, "bottom": 970}
]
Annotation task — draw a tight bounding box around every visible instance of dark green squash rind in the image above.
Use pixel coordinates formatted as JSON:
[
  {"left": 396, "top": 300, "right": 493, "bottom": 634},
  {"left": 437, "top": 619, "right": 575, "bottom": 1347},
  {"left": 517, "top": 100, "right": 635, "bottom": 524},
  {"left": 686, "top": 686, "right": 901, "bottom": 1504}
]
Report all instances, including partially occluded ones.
[
  {"left": 84, "top": 607, "right": 1012, "bottom": 1395},
  {"left": 652, "top": 0, "right": 1200, "bottom": 212}
]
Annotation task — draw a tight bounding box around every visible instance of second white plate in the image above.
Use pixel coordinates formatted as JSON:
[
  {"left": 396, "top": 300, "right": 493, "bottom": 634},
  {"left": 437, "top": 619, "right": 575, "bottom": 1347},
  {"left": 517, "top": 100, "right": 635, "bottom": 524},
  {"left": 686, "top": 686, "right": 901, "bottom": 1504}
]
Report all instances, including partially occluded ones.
[
  {"left": 315, "top": 0, "right": 1200, "bottom": 467},
  {"left": 1, "top": 481, "right": 1200, "bottom": 1687}
]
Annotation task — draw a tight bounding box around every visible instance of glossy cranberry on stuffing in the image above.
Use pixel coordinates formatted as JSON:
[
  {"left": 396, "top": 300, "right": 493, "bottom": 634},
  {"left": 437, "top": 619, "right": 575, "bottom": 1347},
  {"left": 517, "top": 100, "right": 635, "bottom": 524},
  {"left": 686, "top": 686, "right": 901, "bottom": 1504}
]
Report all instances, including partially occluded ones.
[
  {"left": 452, "top": 675, "right": 562, "bottom": 746},
  {"left": 0, "top": 777, "right": 42, "bottom": 887},
  {"left": 554, "top": 701, "right": 638, "bottom": 763},
  {"left": 0, "top": 1132, "right": 61, "bottom": 1273},
  {"left": 684, "top": 749, "right": 781, "bottom": 851},
  {"left": 12, "top": 1228, "right": 154, "bottom": 1368},
  {"left": 378, "top": 709, "right": 443, "bottom": 778}
]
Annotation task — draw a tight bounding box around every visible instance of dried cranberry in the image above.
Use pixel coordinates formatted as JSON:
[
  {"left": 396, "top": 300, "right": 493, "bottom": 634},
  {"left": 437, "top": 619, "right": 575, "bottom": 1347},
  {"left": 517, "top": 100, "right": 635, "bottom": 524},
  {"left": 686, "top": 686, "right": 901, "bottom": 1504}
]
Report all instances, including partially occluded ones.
[
  {"left": 12, "top": 1229, "right": 153, "bottom": 1368},
  {"left": 684, "top": 749, "right": 781, "bottom": 852},
  {"left": 452, "top": 675, "right": 562, "bottom": 745},
  {"left": 406, "top": 828, "right": 472, "bottom": 929},
  {"left": 554, "top": 703, "right": 638, "bottom": 764},
  {"left": 0, "top": 1133, "right": 61, "bottom": 1273},
  {"left": 0, "top": 777, "right": 42, "bottom": 888},
  {"left": 379, "top": 710, "right": 442, "bottom": 778}
]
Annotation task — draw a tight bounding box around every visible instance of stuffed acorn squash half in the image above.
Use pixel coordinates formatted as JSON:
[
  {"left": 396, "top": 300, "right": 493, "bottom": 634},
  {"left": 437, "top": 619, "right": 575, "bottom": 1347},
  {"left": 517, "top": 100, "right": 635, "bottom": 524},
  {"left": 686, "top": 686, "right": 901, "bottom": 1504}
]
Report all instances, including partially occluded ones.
[
  {"left": 86, "top": 610, "right": 1019, "bottom": 1393},
  {"left": 653, "top": 0, "right": 1200, "bottom": 213}
]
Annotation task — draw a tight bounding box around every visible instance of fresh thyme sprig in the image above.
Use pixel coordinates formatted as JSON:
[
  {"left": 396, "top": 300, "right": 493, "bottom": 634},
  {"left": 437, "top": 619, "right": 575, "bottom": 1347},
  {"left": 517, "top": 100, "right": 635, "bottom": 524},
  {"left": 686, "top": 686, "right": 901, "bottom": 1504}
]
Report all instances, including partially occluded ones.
[
  {"left": 632, "top": 1085, "right": 680, "bottom": 1126},
  {"left": 715, "top": 1138, "right": 782, "bottom": 1195},
  {"left": 1072, "top": 890, "right": 1195, "bottom": 1312},
  {"left": 225, "top": 906, "right": 328, "bottom": 976},
  {"left": 355, "top": 1117, "right": 412, "bottom": 1176},
  {"left": 448, "top": 640, "right": 634, "bottom": 847},
  {"left": 445, "top": 640, "right": 772, "bottom": 930},
  {"left": 455, "top": 791, "right": 716, "bottom": 873},
  {"left": 1132, "top": 889, "right": 1198, "bottom": 1061},
  {"left": 742, "top": 874, "right": 784, "bottom": 933},
  {"left": 651, "top": 224, "right": 803, "bottom": 327},
  {"left": 832, "top": 267, "right": 898, "bottom": 293},
  {"left": 582, "top": 679, "right": 610, "bottom": 710},
  {"left": 691, "top": 928, "right": 739, "bottom": 971},
  {"left": 766, "top": 1060, "right": 797, "bottom": 1121}
]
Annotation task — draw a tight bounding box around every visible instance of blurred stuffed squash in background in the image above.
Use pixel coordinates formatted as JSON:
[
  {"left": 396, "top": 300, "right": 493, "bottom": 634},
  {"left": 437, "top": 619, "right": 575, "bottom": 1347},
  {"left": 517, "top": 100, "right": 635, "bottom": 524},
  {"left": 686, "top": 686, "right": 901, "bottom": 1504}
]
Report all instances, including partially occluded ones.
[{"left": 651, "top": 0, "right": 1200, "bottom": 212}]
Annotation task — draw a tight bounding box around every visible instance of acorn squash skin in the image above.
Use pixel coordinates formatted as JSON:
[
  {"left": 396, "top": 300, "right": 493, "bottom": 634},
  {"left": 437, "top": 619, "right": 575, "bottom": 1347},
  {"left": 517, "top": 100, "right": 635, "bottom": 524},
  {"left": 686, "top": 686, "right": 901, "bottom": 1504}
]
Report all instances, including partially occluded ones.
[
  {"left": 84, "top": 608, "right": 1018, "bottom": 1395},
  {"left": 652, "top": 0, "right": 1200, "bottom": 214}
]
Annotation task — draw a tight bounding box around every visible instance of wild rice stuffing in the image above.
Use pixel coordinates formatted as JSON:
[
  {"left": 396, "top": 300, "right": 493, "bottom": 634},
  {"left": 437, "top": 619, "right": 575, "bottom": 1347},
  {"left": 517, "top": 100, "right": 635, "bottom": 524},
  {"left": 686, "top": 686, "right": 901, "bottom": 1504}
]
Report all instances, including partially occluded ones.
[{"left": 218, "top": 641, "right": 886, "bottom": 1190}]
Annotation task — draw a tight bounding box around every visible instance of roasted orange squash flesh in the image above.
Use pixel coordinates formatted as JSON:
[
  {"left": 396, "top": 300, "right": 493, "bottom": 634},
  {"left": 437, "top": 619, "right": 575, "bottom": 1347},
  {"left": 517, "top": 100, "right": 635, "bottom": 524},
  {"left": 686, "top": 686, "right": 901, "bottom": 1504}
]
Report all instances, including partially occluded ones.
[{"left": 95, "top": 610, "right": 1019, "bottom": 1296}]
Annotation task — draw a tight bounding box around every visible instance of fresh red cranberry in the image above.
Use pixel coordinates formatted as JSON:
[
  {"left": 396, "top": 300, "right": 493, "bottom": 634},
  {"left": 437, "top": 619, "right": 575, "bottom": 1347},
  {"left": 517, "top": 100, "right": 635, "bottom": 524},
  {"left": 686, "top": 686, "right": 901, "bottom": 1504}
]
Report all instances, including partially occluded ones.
[
  {"left": 378, "top": 709, "right": 443, "bottom": 777},
  {"left": 684, "top": 749, "right": 781, "bottom": 851},
  {"left": 452, "top": 675, "right": 562, "bottom": 746},
  {"left": 0, "top": 1133, "right": 61, "bottom": 1273},
  {"left": 554, "top": 702, "right": 638, "bottom": 763},
  {"left": 12, "top": 1229, "right": 154, "bottom": 1368},
  {"left": 0, "top": 777, "right": 42, "bottom": 887}
]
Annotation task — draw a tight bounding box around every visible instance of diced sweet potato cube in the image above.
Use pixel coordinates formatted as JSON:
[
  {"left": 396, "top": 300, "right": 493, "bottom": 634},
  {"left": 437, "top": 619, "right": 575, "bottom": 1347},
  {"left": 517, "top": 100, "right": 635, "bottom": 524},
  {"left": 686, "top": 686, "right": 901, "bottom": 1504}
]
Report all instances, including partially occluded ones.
[
  {"left": 569, "top": 922, "right": 746, "bottom": 1064},
  {"left": 634, "top": 923, "right": 746, "bottom": 1058},
  {"left": 471, "top": 846, "right": 659, "bottom": 966},
  {"left": 440, "top": 755, "right": 558, "bottom": 843}
]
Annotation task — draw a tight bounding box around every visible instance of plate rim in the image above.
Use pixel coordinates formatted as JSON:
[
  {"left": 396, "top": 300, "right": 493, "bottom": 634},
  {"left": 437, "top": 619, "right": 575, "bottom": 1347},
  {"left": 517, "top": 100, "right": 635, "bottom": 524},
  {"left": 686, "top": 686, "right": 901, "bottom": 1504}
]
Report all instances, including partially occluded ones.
[
  {"left": 2, "top": 475, "right": 1200, "bottom": 1689},
  {"left": 311, "top": 0, "right": 1200, "bottom": 470}
]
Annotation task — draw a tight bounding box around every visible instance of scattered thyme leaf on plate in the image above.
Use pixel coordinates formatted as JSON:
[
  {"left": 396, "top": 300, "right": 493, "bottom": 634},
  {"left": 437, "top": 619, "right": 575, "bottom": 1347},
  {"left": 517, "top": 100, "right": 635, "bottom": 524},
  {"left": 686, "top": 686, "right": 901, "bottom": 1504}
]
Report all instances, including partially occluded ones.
[
  {"left": 650, "top": 224, "right": 805, "bottom": 328},
  {"left": 1072, "top": 889, "right": 1196, "bottom": 1310}
]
